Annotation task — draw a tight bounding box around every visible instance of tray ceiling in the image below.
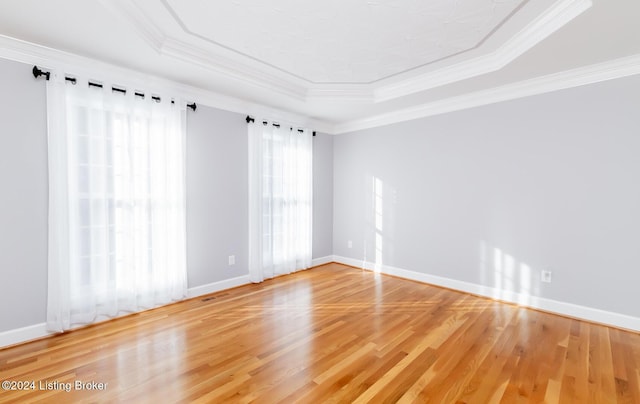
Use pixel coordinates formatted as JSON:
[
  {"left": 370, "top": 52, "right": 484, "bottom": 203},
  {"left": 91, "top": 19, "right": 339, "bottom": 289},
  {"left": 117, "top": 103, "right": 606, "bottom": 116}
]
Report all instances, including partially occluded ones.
[
  {"left": 164, "top": 0, "right": 527, "bottom": 83},
  {"left": 2, "top": 0, "right": 639, "bottom": 132}
]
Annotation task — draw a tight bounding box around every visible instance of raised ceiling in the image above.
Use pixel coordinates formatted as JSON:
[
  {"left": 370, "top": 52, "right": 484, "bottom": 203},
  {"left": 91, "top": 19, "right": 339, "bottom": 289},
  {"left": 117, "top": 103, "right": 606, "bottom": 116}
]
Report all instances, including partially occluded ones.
[
  {"left": 0, "top": 0, "right": 639, "bottom": 133},
  {"left": 164, "top": 0, "right": 527, "bottom": 83}
]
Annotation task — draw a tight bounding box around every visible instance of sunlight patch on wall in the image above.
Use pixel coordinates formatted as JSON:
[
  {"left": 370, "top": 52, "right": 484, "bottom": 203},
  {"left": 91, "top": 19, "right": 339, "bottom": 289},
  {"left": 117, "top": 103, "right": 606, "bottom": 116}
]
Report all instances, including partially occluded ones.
[
  {"left": 374, "top": 177, "right": 384, "bottom": 273},
  {"left": 482, "top": 242, "right": 540, "bottom": 304}
]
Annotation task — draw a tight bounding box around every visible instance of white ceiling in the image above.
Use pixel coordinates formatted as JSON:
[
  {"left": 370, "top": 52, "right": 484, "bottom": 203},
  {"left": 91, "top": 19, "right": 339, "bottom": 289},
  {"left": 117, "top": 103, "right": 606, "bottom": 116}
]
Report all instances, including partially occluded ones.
[
  {"left": 0, "top": 0, "right": 639, "bottom": 133},
  {"left": 164, "top": 0, "right": 526, "bottom": 83}
]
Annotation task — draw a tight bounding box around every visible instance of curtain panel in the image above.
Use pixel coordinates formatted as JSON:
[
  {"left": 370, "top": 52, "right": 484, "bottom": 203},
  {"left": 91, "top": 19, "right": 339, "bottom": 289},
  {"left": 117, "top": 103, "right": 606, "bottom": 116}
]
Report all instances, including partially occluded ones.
[
  {"left": 46, "top": 73, "right": 187, "bottom": 331},
  {"left": 248, "top": 122, "right": 313, "bottom": 283}
]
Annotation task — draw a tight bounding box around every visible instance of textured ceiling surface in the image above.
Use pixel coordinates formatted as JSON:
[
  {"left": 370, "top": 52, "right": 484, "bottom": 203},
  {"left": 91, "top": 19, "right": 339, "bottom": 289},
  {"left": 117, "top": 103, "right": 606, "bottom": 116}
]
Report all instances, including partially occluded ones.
[{"left": 165, "top": 0, "right": 525, "bottom": 83}]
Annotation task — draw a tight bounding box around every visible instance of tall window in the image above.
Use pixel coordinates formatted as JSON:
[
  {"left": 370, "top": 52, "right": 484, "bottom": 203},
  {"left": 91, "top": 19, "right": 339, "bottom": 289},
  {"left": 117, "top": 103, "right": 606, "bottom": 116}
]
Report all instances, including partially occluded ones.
[
  {"left": 248, "top": 122, "right": 312, "bottom": 282},
  {"left": 46, "top": 74, "right": 187, "bottom": 331}
]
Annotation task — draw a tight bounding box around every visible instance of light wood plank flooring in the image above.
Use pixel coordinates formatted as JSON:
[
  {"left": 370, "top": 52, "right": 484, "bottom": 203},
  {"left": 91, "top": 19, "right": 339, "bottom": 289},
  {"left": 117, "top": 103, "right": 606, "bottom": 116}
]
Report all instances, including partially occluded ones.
[{"left": 1, "top": 263, "right": 639, "bottom": 403}]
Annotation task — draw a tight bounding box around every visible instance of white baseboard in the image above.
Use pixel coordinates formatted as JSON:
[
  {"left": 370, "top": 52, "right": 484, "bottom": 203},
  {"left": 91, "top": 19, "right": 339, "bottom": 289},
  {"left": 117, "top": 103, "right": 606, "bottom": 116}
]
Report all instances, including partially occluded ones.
[
  {"left": 0, "top": 275, "right": 253, "bottom": 349},
  {"left": 333, "top": 255, "right": 640, "bottom": 332},
  {"left": 187, "top": 274, "right": 251, "bottom": 299},
  {"left": 0, "top": 323, "right": 51, "bottom": 349},
  {"left": 6, "top": 256, "right": 635, "bottom": 349},
  {"left": 0, "top": 263, "right": 324, "bottom": 348},
  {"left": 311, "top": 255, "right": 334, "bottom": 267}
]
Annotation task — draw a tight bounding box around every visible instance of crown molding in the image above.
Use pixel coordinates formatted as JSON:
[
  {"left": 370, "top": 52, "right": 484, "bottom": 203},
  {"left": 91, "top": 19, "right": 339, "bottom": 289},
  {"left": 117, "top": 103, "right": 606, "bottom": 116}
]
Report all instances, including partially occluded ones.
[
  {"left": 332, "top": 53, "right": 640, "bottom": 134},
  {"left": 161, "top": 0, "right": 529, "bottom": 85},
  {"left": 103, "top": 0, "right": 591, "bottom": 105},
  {"left": 98, "top": 0, "right": 166, "bottom": 52},
  {"left": 0, "top": 34, "right": 332, "bottom": 133},
  {"left": 100, "top": 1, "right": 310, "bottom": 101},
  {"left": 4, "top": 32, "right": 637, "bottom": 137},
  {"left": 306, "top": 85, "right": 374, "bottom": 103},
  {"left": 160, "top": 38, "right": 309, "bottom": 101},
  {"left": 373, "top": 0, "right": 592, "bottom": 102}
]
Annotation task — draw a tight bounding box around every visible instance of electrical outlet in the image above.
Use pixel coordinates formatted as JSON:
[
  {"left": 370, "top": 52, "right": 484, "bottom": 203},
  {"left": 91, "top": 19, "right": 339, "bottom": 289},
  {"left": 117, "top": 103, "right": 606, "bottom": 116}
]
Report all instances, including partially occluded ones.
[
  {"left": 228, "top": 255, "right": 235, "bottom": 266},
  {"left": 348, "top": 240, "right": 353, "bottom": 249},
  {"left": 541, "top": 270, "right": 552, "bottom": 283}
]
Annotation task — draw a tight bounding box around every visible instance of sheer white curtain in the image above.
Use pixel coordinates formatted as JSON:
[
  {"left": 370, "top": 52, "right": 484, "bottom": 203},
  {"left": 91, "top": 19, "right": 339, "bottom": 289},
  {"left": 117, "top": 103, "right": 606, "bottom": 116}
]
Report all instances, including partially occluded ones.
[
  {"left": 46, "top": 73, "right": 187, "bottom": 332},
  {"left": 248, "top": 121, "right": 312, "bottom": 283}
]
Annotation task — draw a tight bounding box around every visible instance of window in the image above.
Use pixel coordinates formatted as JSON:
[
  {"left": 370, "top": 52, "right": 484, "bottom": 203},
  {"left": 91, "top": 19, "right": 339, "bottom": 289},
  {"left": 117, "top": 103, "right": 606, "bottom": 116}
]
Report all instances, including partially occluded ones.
[
  {"left": 248, "top": 122, "right": 312, "bottom": 282},
  {"left": 46, "top": 75, "right": 187, "bottom": 331}
]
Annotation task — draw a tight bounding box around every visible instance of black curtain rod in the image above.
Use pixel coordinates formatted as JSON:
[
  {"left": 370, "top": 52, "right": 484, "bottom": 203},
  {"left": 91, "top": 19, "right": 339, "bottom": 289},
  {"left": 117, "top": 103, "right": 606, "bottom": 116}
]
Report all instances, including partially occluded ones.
[
  {"left": 245, "top": 115, "right": 315, "bottom": 136},
  {"left": 32, "top": 65, "right": 196, "bottom": 111},
  {"left": 32, "top": 66, "right": 50, "bottom": 81}
]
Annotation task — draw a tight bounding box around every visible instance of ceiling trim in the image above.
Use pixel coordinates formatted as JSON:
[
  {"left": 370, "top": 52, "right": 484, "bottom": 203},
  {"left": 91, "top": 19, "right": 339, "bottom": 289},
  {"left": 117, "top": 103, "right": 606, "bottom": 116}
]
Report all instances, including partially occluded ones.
[
  {"left": 332, "top": 53, "right": 640, "bottom": 134},
  {"left": 373, "top": 0, "right": 592, "bottom": 102},
  {"left": 97, "top": 0, "right": 166, "bottom": 51},
  {"left": 99, "top": 0, "right": 310, "bottom": 101},
  {"left": 306, "top": 85, "right": 374, "bottom": 103},
  {"left": 3, "top": 25, "right": 637, "bottom": 137},
  {"left": 102, "top": 0, "right": 591, "bottom": 104},
  {"left": 160, "top": 37, "right": 309, "bottom": 101},
  {"left": 161, "top": 0, "right": 531, "bottom": 86},
  {"left": 0, "top": 34, "right": 334, "bottom": 133},
  {"left": 161, "top": 0, "right": 315, "bottom": 85}
]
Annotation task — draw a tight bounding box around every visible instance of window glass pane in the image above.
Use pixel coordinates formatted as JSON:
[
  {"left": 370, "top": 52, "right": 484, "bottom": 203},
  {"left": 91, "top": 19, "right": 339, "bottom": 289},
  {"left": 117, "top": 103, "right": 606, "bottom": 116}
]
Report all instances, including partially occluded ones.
[
  {"left": 74, "top": 106, "right": 88, "bottom": 134},
  {"left": 78, "top": 168, "right": 89, "bottom": 194},
  {"left": 77, "top": 136, "right": 89, "bottom": 164}
]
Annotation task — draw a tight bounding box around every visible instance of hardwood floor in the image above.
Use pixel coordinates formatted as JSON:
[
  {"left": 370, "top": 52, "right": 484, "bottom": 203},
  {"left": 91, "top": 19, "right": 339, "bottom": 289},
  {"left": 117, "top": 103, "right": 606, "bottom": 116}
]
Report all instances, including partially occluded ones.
[{"left": 1, "top": 263, "right": 639, "bottom": 403}]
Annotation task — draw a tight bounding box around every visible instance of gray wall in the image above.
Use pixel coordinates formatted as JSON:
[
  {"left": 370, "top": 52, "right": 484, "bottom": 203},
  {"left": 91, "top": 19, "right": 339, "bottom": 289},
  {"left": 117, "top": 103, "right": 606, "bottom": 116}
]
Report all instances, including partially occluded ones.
[
  {"left": 334, "top": 75, "right": 640, "bottom": 317},
  {"left": 0, "top": 58, "right": 48, "bottom": 332},
  {"left": 186, "top": 105, "right": 249, "bottom": 285},
  {"left": 312, "top": 133, "right": 334, "bottom": 259},
  {"left": 0, "top": 57, "right": 335, "bottom": 333},
  {"left": 7, "top": 45, "right": 639, "bottom": 332}
]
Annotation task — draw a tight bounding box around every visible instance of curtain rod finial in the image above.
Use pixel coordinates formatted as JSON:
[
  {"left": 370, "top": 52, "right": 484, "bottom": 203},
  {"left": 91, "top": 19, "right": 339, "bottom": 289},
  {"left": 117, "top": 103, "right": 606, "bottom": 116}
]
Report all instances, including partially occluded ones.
[{"left": 32, "top": 65, "right": 50, "bottom": 81}]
